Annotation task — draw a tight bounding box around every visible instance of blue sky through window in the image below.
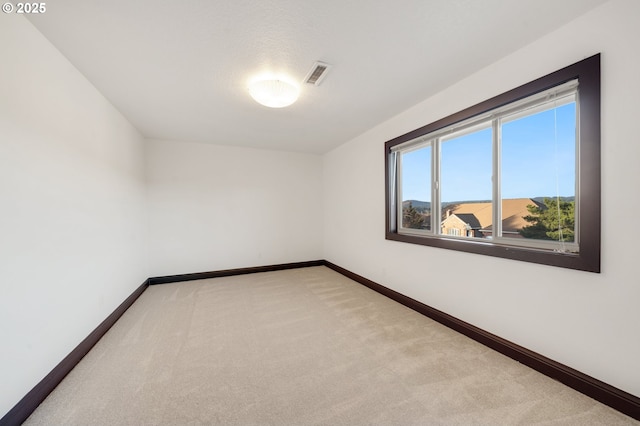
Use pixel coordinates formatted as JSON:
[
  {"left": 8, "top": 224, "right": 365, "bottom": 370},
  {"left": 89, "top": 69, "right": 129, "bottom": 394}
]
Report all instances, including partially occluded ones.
[
  {"left": 441, "top": 127, "right": 492, "bottom": 203},
  {"left": 401, "top": 102, "right": 576, "bottom": 203}
]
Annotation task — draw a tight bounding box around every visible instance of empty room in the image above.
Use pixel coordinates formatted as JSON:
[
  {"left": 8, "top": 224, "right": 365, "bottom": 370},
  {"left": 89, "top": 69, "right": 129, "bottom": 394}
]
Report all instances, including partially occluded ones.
[{"left": 1, "top": 0, "right": 639, "bottom": 424}]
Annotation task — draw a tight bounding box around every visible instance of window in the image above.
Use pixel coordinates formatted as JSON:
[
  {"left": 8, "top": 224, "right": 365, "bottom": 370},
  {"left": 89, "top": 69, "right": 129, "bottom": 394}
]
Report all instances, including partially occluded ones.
[{"left": 385, "top": 54, "right": 600, "bottom": 272}]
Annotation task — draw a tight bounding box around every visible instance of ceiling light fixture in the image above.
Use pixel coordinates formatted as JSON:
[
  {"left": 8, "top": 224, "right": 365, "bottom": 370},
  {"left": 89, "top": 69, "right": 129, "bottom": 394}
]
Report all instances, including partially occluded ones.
[{"left": 248, "top": 78, "right": 300, "bottom": 108}]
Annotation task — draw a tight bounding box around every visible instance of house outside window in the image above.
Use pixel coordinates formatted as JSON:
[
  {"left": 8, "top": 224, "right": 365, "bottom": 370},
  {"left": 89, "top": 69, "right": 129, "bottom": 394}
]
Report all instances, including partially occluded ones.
[{"left": 385, "top": 55, "right": 600, "bottom": 272}]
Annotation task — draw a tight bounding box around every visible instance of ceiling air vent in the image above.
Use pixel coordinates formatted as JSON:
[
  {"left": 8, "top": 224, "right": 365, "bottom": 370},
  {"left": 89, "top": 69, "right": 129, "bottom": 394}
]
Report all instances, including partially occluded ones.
[{"left": 304, "top": 61, "right": 332, "bottom": 86}]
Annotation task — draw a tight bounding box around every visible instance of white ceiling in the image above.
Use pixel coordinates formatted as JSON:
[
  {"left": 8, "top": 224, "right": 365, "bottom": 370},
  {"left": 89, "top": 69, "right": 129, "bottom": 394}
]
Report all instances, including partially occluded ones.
[{"left": 28, "top": 0, "right": 607, "bottom": 154}]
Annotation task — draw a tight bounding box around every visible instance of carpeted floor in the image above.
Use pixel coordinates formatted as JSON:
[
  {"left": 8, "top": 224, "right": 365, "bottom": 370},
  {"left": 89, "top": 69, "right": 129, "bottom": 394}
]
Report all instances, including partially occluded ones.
[{"left": 24, "top": 266, "right": 638, "bottom": 425}]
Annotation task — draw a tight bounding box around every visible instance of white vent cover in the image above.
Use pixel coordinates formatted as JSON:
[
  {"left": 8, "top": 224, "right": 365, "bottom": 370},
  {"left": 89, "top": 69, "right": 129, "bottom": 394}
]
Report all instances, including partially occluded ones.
[{"left": 304, "top": 61, "right": 332, "bottom": 86}]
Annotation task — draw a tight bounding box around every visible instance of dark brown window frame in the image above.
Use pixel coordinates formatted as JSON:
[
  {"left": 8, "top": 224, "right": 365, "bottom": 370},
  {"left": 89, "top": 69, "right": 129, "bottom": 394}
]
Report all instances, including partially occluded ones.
[{"left": 385, "top": 54, "right": 600, "bottom": 273}]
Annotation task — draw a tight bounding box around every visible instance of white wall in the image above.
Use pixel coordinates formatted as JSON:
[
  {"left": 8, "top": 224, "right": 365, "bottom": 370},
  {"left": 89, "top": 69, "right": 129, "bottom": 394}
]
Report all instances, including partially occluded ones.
[
  {"left": 146, "top": 139, "right": 323, "bottom": 276},
  {"left": 2, "top": 0, "right": 638, "bottom": 419},
  {"left": 0, "top": 16, "right": 148, "bottom": 416},
  {"left": 324, "top": 0, "right": 640, "bottom": 398},
  {"left": 0, "top": 13, "right": 323, "bottom": 417}
]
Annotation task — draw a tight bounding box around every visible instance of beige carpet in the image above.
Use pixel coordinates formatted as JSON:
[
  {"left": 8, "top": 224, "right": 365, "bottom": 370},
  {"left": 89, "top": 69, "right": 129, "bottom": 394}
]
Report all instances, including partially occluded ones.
[{"left": 24, "top": 266, "right": 637, "bottom": 425}]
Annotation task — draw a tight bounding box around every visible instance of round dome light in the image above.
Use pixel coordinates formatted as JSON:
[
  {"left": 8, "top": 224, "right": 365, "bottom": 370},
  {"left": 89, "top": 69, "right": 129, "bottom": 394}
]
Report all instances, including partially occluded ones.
[{"left": 248, "top": 79, "right": 299, "bottom": 108}]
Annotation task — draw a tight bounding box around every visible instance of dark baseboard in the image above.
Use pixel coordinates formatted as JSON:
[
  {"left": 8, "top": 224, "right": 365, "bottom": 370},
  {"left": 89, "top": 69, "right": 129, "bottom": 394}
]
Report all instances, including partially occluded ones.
[
  {"left": 2, "top": 260, "right": 326, "bottom": 425},
  {"left": 0, "top": 280, "right": 149, "bottom": 426},
  {"left": 0, "top": 260, "right": 325, "bottom": 426},
  {"left": 323, "top": 260, "right": 640, "bottom": 421},
  {"left": 4, "top": 260, "right": 639, "bottom": 424},
  {"left": 148, "top": 260, "right": 325, "bottom": 285}
]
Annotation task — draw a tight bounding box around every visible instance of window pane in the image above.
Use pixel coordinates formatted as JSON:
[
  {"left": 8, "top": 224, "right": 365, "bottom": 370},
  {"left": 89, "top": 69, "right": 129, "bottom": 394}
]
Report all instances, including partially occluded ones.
[
  {"left": 440, "top": 127, "right": 492, "bottom": 239},
  {"left": 400, "top": 145, "right": 431, "bottom": 230},
  {"left": 501, "top": 101, "right": 576, "bottom": 245},
  {"left": 386, "top": 56, "right": 599, "bottom": 272}
]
